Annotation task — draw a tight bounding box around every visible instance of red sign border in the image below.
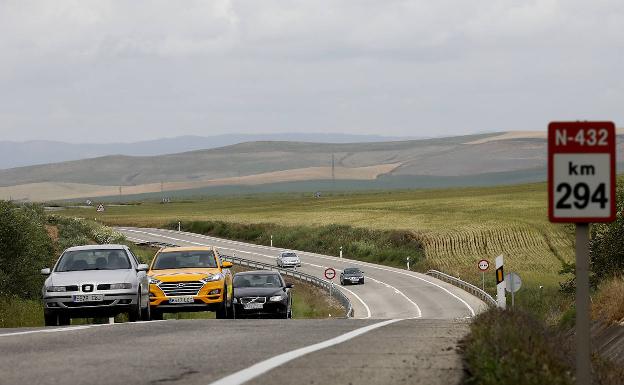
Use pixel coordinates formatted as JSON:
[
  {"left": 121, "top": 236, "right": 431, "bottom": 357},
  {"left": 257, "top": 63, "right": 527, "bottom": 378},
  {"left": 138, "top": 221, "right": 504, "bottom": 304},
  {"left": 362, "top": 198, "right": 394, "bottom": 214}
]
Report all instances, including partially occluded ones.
[
  {"left": 478, "top": 259, "right": 490, "bottom": 272},
  {"left": 324, "top": 267, "right": 336, "bottom": 280},
  {"left": 548, "top": 121, "right": 617, "bottom": 223}
]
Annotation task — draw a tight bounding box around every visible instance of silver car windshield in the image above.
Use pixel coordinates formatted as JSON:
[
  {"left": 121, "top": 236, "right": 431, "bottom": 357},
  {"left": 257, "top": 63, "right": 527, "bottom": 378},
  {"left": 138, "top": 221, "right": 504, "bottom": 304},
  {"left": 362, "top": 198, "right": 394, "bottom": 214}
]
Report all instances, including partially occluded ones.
[
  {"left": 55, "top": 249, "right": 131, "bottom": 272},
  {"left": 281, "top": 253, "right": 297, "bottom": 258},
  {"left": 233, "top": 274, "right": 283, "bottom": 288},
  {"left": 152, "top": 251, "right": 217, "bottom": 270}
]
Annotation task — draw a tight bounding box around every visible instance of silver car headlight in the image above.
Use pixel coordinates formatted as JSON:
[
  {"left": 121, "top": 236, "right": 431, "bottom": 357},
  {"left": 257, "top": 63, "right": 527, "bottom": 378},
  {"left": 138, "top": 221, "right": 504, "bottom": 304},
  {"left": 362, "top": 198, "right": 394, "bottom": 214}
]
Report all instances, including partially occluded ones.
[
  {"left": 46, "top": 286, "right": 67, "bottom": 292},
  {"left": 269, "top": 294, "right": 285, "bottom": 302},
  {"left": 201, "top": 273, "right": 223, "bottom": 283},
  {"left": 109, "top": 283, "right": 133, "bottom": 290},
  {"left": 149, "top": 277, "right": 161, "bottom": 285}
]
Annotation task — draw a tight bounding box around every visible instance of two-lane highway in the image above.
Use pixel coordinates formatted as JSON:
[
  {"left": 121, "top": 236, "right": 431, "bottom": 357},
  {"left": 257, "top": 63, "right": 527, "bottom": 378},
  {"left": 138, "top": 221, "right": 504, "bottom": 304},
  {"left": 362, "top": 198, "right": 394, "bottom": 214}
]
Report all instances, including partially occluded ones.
[
  {"left": 0, "top": 228, "right": 487, "bottom": 385},
  {"left": 118, "top": 227, "right": 487, "bottom": 320}
]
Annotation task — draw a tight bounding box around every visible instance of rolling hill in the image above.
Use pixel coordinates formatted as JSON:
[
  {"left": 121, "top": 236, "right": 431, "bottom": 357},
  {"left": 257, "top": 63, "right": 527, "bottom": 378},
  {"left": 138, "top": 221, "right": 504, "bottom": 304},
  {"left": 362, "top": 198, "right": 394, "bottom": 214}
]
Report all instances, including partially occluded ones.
[{"left": 1, "top": 131, "right": 622, "bottom": 202}]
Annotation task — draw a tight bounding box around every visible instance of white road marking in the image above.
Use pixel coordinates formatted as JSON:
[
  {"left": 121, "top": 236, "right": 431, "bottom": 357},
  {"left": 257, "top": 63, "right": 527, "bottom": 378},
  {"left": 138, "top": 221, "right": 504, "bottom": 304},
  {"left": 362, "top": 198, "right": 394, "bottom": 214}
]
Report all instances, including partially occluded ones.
[
  {"left": 140, "top": 228, "right": 477, "bottom": 317},
  {"left": 208, "top": 319, "right": 402, "bottom": 385},
  {"left": 121, "top": 229, "right": 418, "bottom": 319},
  {"left": 0, "top": 320, "right": 169, "bottom": 338}
]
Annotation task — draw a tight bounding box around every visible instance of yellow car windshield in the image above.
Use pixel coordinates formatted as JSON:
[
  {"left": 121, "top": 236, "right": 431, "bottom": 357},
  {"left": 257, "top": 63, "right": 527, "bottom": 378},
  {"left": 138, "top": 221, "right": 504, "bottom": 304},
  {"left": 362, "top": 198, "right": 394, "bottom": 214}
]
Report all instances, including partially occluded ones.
[{"left": 153, "top": 251, "right": 217, "bottom": 270}]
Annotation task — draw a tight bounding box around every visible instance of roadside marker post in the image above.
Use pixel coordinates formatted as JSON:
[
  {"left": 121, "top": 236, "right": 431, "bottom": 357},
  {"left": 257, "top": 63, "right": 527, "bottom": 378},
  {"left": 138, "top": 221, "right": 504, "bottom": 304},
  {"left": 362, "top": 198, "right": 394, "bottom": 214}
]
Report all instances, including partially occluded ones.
[
  {"left": 270, "top": 235, "right": 273, "bottom": 247},
  {"left": 495, "top": 255, "right": 505, "bottom": 309},
  {"left": 178, "top": 221, "right": 181, "bottom": 232},
  {"left": 407, "top": 257, "right": 411, "bottom": 271},
  {"left": 339, "top": 246, "right": 343, "bottom": 259},
  {"left": 548, "top": 121, "right": 617, "bottom": 385}
]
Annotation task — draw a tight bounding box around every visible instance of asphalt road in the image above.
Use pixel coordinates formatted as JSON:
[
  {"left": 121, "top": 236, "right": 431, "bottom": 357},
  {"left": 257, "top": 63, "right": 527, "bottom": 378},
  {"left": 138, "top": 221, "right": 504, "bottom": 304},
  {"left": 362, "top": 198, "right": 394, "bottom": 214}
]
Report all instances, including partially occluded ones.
[
  {"left": 0, "top": 228, "right": 486, "bottom": 385},
  {"left": 119, "top": 227, "right": 487, "bottom": 320},
  {"left": 0, "top": 318, "right": 469, "bottom": 385}
]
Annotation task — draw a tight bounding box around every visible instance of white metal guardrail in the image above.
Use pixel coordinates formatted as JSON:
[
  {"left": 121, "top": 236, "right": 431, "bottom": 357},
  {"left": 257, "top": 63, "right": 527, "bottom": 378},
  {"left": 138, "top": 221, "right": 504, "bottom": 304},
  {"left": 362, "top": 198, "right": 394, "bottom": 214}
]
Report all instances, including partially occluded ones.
[
  {"left": 222, "top": 254, "right": 354, "bottom": 318},
  {"left": 425, "top": 270, "right": 497, "bottom": 308}
]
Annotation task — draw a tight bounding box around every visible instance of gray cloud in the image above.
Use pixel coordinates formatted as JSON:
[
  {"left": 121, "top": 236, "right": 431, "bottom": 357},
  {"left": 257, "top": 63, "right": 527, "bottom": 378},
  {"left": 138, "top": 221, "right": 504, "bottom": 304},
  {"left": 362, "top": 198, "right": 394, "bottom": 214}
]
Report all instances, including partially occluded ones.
[{"left": 0, "top": 0, "right": 622, "bottom": 142}]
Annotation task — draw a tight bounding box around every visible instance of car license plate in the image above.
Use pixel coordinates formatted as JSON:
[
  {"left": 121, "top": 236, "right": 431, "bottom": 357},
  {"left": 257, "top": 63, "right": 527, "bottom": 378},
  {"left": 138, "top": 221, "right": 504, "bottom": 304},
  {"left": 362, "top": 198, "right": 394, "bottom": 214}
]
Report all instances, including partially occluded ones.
[
  {"left": 244, "top": 303, "right": 264, "bottom": 310},
  {"left": 351, "top": 278, "right": 359, "bottom": 281},
  {"left": 169, "top": 296, "right": 195, "bottom": 304},
  {"left": 73, "top": 294, "right": 104, "bottom": 302}
]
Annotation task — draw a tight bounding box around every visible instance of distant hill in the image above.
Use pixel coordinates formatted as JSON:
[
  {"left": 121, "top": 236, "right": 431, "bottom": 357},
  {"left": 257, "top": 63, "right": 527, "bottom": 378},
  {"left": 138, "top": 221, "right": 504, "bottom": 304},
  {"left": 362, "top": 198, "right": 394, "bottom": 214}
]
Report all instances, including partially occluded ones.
[
  {"left": 0, "top": 133, "right": 420, "bottom": 169},
  {"left": 1, "top": 131, "right": 622, "bottom": 202}
]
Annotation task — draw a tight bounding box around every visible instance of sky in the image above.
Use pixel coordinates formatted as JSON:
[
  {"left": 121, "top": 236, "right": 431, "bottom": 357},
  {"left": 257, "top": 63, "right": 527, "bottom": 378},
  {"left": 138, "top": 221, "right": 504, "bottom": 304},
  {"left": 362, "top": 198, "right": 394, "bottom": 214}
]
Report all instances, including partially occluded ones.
[{"left": 0, "top": 0, "right": 622, "bottom": 143}]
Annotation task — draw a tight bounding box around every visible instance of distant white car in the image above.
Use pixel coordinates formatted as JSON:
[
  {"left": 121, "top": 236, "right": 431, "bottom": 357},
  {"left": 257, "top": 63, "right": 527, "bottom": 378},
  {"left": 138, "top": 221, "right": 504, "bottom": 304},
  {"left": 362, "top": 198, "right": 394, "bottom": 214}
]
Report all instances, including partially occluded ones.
[{"left": 276, "top": 252, "right": 301, "bottom": 268}]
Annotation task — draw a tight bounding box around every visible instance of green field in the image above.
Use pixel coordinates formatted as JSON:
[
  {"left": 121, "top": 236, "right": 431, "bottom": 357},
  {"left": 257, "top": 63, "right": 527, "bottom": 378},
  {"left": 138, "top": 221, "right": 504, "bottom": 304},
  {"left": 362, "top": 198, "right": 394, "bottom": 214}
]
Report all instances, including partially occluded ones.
[{"left": 60, "top": 182, "right": 579, "bottom": 294}]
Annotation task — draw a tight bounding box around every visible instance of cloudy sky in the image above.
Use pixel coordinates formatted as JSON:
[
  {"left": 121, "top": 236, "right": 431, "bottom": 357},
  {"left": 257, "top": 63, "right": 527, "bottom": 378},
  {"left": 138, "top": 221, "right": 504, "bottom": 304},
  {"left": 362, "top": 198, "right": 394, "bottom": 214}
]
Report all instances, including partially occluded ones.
[{"left": 0, "top": 0, "right": 622, "bottom": 143}]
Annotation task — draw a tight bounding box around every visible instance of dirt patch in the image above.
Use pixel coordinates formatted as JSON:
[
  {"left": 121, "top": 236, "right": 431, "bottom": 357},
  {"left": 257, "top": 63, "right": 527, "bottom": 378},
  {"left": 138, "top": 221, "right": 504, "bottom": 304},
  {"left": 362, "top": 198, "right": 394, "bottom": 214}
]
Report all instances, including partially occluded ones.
[{"left": 45, "top": 225, "right": 59, "bottom": 243}]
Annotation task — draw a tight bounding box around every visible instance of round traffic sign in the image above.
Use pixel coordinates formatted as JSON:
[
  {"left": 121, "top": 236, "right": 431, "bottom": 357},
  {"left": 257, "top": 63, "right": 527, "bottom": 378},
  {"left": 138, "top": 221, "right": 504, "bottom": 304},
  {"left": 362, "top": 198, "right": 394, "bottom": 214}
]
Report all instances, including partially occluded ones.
[
  {"left": 324, "top": 268, "right": 336, "bottom": 280},
  {"left": 478, "top": 259, "right": 490, "bottom": 271},
  {"left": 504, "top": 272, "right": 522, "bottom": 293}
]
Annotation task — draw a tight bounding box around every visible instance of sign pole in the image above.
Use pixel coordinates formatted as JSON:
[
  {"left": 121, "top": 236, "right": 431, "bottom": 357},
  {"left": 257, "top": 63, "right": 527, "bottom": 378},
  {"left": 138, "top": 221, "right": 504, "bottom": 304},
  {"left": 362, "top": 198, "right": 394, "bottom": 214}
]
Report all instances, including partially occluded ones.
[
  {"left": 482, "top": 271, "right": 485, "bottom": 291},
  {"left": 575, "top": 223, "right": 591, "bottom": 385}
]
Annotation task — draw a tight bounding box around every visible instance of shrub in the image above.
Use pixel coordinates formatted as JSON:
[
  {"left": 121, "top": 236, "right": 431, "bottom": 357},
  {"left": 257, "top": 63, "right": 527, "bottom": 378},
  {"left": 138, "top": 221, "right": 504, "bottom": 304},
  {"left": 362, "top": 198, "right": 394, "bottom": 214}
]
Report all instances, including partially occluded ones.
[
  {"left": 463, "top": 309, "right": 574, "bottom": 385},
  {"left": 0, "top": 201, "right": 55, "bottom": 299},
  {"left": 167, "top": 220, "right": 424, "bottom": 267}
]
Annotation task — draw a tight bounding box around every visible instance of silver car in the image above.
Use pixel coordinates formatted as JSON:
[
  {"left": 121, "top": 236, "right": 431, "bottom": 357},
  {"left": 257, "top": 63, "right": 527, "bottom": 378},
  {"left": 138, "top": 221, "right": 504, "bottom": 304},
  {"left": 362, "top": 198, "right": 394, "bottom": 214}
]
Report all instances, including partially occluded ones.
[
  {"left": 276, "top": 252, "right": 301, "bottom": 268},
  {"left": 41, "top": 244, "right": 150, "bottom": 326}
]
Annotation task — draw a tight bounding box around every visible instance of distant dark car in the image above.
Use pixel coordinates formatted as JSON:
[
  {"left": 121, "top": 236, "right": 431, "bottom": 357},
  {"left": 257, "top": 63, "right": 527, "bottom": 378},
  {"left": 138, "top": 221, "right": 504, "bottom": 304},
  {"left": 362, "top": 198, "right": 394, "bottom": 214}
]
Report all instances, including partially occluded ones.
[
  {"left": 340, "top": 267, "right": 365, "bottom": 285},
  {"left": 232, "top": 271, "right": 293, "bottom": 319}
]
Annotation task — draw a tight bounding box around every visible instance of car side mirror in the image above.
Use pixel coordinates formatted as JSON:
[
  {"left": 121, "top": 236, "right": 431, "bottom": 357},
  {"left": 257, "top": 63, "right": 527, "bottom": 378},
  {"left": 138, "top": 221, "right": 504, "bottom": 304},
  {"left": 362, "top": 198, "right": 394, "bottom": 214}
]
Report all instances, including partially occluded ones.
[
  {"left": 285, "top": 283, "right": 294, "bottom": 290},
  {"left": 137, "top": 264, "right": 149, "bottom": 272},
  {"left": 40, "top": 268, "right": 51, "bottom": 276},
  {"left": 221, "top": 261, "right": 233, "bottom": 269}
]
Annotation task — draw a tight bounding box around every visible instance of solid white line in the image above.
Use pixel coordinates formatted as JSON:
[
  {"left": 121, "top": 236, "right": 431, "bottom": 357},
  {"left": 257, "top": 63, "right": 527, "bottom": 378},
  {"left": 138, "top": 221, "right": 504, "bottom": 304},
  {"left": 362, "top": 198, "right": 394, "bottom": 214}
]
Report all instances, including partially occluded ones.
[
  {"left": 0, "top": 325, "right": 93, "bottom": 337},
  {"left": 142, "top": 228, "right": 476, "bottom": 316},
  {"left": 208, "top": 319, "right": 402, "bottom": 385},
  {"left": 336, "top": 285, "right": 372, "bottom": 319}
]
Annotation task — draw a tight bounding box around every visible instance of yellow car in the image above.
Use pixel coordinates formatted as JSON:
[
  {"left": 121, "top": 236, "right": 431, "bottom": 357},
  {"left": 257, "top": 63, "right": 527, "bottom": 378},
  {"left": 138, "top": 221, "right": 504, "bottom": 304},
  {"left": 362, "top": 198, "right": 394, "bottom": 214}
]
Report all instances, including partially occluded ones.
[{"left": 147, "top": 246, "right": 233, "bottom": 319}]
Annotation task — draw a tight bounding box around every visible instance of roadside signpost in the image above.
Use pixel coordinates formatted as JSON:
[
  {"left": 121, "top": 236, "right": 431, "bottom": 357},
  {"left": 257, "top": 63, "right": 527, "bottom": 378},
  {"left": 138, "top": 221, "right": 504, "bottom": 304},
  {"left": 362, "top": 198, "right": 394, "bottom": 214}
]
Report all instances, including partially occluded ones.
[
  {"left": 548, "top": 121, "right": 617, "bottom": 385},
  {"left": 324, "top": 268, "right": 336, "bottom": 280},
  {"left": 96, "top": 204, "right": 105, "bottom": 212},
  {"left": 478, "top": 259, "right": 489, "bottom": 291},
  {"left": 495, "top": 255, "right": 505, "bottom": 309},
  {"left": 504, "top": 272, "right": 522, "bottom": 308}
]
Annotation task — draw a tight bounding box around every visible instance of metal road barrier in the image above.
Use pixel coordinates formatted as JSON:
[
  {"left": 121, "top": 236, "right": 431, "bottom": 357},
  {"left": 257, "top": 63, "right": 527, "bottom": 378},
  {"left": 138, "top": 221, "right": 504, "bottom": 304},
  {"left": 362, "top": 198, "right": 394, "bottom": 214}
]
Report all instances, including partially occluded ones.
[
  {"left": 425, "top": 270, "right": 497, "bottom": 308},
  {"left": 222, "top": 254, "right": 354, "bottom": 318}
]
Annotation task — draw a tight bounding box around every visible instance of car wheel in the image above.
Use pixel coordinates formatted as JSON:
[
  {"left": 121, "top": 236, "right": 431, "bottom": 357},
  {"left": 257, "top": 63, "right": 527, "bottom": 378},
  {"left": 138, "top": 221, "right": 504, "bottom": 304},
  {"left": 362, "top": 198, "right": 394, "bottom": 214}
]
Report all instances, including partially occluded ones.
[
  {"left": 128, "top": 293, "right": 141, "bottom": 322},
  {"left": 58, "top": 314, "right": 71, "bottom": 326},
  {"left": 216, "top": 286, "right": 228, "bottom": 319},
  {"left": 360, "top": 279, "right": 365, "bottom": 284},
  {"left": 141, "top": 300, "right": 151, "bottom": 321},
  {"left": 340, "top": 278, "right": 345, "bottom": 286},
  {"left": 44, "top": 312, "right": 58, "bottom": 327},
  {"left": 151, "top": 309, "right": 164, "bottom": 320}
]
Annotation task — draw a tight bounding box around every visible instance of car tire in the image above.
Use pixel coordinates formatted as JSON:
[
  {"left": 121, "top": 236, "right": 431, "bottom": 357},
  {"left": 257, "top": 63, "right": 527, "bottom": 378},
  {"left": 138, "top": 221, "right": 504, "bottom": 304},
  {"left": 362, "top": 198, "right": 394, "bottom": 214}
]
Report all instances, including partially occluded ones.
[
  {"left": 216, "top": 286, "right": 228, "bottom": 319},
  {"left": 360, "top": 279, "right": 365, "bottom": 284},
  {"left": 44, "top": 312, "right": 58, "bottom": 327},
  {"left": 141, "top": 301, "right": 151, "bottom": 321},
  {"left": 340, "top": 278, "right": 345, "bottom": 286},
  {"left": 58, "top": 314, "right": 71, "bottom": 326},
  {"left": 151, "top": 309, "right": 163, "bottom": 320},
  {"left": 128, "top": 293, "right": 141, "bottom": 322}
]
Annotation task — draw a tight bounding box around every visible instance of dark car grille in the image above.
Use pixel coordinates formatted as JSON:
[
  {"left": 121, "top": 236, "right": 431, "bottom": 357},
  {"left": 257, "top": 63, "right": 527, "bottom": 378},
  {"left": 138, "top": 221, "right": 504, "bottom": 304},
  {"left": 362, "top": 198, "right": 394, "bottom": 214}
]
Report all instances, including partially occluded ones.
[
  {"left": 158, "top": 281, "right": 204, "bottom": 297},
  {"left": 240, "top": 297, "right": 267, "bottom": 305}
]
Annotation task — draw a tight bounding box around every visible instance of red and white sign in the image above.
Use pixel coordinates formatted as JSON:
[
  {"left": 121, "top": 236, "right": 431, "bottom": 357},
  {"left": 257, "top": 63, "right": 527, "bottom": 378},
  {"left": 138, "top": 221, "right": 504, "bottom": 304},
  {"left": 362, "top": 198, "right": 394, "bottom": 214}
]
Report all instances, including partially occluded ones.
[
  {"left": 324, "top": 268, "right": 336, "bottom": 280},
  {"left": 548, "top": 121, "right": 616, "bottom": 223},
  {"left": 478, "top": 259, "right": 490, "bottom": 272}
]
